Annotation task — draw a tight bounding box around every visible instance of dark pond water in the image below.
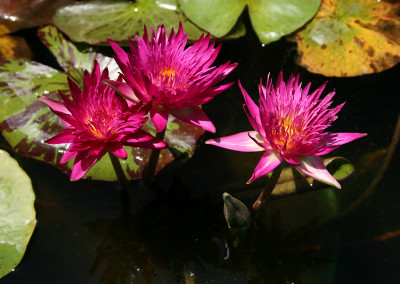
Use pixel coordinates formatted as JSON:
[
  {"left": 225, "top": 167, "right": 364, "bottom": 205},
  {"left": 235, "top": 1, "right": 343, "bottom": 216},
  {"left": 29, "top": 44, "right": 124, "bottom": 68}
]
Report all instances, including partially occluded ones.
[{"left": 2, "top": 22, "right": 400, "bottom": 284}]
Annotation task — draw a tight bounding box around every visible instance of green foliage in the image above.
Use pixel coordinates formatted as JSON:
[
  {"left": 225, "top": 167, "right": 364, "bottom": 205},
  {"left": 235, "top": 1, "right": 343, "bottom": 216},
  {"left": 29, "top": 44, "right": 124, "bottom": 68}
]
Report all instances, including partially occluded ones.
[{"left": 0, "top": 150, "right": 36, "bottom": 278}]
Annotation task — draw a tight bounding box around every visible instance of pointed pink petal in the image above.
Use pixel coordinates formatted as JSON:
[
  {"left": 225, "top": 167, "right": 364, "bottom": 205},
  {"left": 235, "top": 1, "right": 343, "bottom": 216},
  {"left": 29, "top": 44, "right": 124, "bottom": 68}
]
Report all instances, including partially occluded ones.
[
  {"left": 38, "top": 96, "right": 70, "bottom": 115},
  {"left": 108, "top": 39, "right": 130, "bottom": 66},
  {"left": 102, "top": 79, "right": 139, "bottom": 102},
  {"left": 124, "top": 129, "right": 167, "bottom": 149},
  {"left": 239, "top": 81, "right": 259, "bottom": 119},
  {"left": 60, "top": 148, "right": 77, "bottom": 164},
  {"left": 323, "top": 132, "right": 367, "bottom": 148},
  {"left": 45, "top": 129, "right": 76, "bottom": 144},
  {"left": 107, "top": 143, "right": 127, "bottom": 159},
  {"left": 171, "top": 106, "right": 215, "bottom": 133},
  {"left": 206, "top": 131, "right": 266, "bottom": 152},
  {"left": 70, "top": 148, "right": 106, "bottom": 181},
  {"left": 283, "top": 154, "right": 301, "bottom": 166},
  {"left": 150, "top": 105, "right": 170, "bottom": 132},
  {"left": 247, "top": 150, "right": 283, "bottom": 183},
  {"left": 313, "top": 132, "right": 367, "bottom": 155},
  {"left": 297, "top": 156, "right": 341, "bottom": 189}
]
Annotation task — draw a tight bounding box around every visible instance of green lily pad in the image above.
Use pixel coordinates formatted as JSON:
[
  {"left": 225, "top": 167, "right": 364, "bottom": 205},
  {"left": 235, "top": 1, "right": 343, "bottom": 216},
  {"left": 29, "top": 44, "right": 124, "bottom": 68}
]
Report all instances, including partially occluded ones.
[
  {"left": 0, "top": 150, "right": 36, "bottom": 278},
  {"left": 291, "top": 0, "right": 400, "bottom": 77},
  {"left": 52, "top": 0, "right": 245, "bottom": 45},
  {"left": 0, "top": 26, "right": 205, "bottom": 181},
  {"left": 178, "top": 0, "right": 321, "bottom": 44}
]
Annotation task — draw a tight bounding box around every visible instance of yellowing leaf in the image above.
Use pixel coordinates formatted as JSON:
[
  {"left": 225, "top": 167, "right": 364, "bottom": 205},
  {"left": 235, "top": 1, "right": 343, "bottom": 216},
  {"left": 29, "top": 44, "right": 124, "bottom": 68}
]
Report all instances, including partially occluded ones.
[
  {"left": 292, "top": 0, "right": 400, "bottom": 77},
  {"left": 0, "top": 35, "right": 32, "bottom": 60}
]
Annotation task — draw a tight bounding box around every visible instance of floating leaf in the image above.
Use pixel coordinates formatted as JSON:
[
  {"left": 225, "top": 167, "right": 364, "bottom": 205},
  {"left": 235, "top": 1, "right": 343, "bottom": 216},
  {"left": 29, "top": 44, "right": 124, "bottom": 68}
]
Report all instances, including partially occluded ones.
[
  {"left": 0, "top": 0, "right": 74, "bottom": 35},
  {"left": 52, "top": 0, "right": 245, "bottom": 45},
  {"left": 0, "top": 150, "right": 36, "bottom": 278},
  {"left": 0, "top": 26, "right": 205, "bottom": 181},
  {"left": 0, "top": 35, "right": 32, "bottom": 60},
  {"left": 178, "top": 0, "right": 321, "bottom": 44},
  {"left": 292, "top": 0, "right": 400, "bottom": 77}
]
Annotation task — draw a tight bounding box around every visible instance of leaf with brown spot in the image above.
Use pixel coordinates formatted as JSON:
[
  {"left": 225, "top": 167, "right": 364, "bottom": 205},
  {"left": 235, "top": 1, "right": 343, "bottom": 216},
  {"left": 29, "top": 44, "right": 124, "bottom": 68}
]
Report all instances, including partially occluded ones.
[
  {"left": 292, "top": 0, "right": 400, "bottom": 77},
  {"left": 0, "top": 35, "right": 33, "bottom": 60},
  {"left": 0, "top": 0, "right": 75, "bottom": 35}
]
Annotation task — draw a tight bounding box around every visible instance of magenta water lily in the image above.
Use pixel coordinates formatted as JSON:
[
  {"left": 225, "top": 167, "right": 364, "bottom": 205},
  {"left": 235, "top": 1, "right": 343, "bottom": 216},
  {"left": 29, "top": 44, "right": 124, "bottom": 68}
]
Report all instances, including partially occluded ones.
[
  {"left": 206, "top": 72, "right": 366, "bottom": 188},
  {"left": 105, "top": 23, "right": 237, "bottom": 133},
  {"left": 39, "top": 61, "right": 166, "bottom": 181}
]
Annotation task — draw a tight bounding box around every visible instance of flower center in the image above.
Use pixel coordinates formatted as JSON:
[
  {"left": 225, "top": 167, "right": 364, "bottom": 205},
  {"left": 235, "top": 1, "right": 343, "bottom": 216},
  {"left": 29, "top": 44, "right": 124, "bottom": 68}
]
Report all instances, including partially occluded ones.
[
  {"left": 271, "top": 115, "right": 303, "bottom": 152},
  {"left": 159, "top": 68, "right": 176, "bottom": 85},
  {"left": 86, "top": 110, "right": 117, "bottom": 139}
]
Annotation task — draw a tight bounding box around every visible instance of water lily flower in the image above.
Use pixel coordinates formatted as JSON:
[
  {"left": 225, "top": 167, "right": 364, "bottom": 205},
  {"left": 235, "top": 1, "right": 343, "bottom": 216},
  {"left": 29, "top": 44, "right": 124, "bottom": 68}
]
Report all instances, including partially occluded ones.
[
  {"left": 206, "top": 73, "right": 366, "bottom": 188},
  {"left": 39, "top": 61, "right": 166, "bottom": 181},
  {"left": 105, "top": 23, "right": 237, "bottom": 133}
]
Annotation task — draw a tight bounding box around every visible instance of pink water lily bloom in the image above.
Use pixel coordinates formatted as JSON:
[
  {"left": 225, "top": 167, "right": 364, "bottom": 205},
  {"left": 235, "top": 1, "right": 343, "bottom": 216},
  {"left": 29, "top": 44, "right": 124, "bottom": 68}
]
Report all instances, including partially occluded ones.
[
  {"left": 105, "top": 23, "right": 237, "bottom": 133},
  {"left": 39, "top": 61, "right": 166, "bottom": 181},
  {"left": 206, "top": 72, "right": 366, "bottom": 188}
]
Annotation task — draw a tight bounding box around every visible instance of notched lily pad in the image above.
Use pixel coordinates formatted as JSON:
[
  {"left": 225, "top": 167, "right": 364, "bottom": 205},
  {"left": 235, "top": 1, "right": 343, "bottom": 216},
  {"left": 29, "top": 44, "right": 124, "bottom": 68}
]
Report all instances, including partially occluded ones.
[
  {"left": 0, "top": 150, "right": 36, "bottom": 278},
  {"left": 0, "top": 26, "right": 205, "bottom": 181},
  {"left": 178, "top": 0, "right": 321, "bottom": 44},
  {"left": 52, "top": 0, "right": 244, "bottom": 45},
  {"left": 292, "top": 0, "right": 400, "bottom": 77}
]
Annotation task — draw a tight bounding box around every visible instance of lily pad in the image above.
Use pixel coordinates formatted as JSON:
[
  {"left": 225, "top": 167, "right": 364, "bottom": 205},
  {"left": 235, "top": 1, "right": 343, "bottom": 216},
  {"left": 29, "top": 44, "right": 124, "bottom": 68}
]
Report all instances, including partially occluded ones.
[
  {"left": 178, "top": 0, "right": 321, "bottom": 44},
  {"left": 0, "top": 0, "right": 74, "bottom": 35},
  {"left": 292, "top": 0, "right": 400, "bottom": 77},
  {"left": 0, "top": 26, "right": 205, "bottom": 181},
  {"left": 0, "top": 150, "right": 36, "bottom": 278},
  {"left": 0, "top": 35, "right": 33, "bottom": 60},
  {"left": 53, "top": 0, "right": 245, "bottom": 45}
]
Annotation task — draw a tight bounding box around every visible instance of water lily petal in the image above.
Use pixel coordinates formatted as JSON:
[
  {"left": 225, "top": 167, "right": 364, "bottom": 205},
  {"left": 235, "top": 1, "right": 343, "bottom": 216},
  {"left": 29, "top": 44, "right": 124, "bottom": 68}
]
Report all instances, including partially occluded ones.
[
  {"left": 124, "top": 129, "right": 167, "bottom": 149},
  {"left": 247, "top": 150, "right": 283, "bottom": 183},
  {"left": 38, "top": 96, "right": 70, "bottom": 115},
  {"left": 108, "top": 39, "right": 130, "bottom": 66},
  {"left": 323, "top": 132, "right": 367, "bottom": 148},
  {"left": 171, "top": 106, "right": 215, "bottom": 133},
  {"left": 70, "top": 148, "right": 107, "bottom": 181},
  {"left": 45, "top": 129, "right": 75, "bottom": 144},
  {"left": 102, "top": 79, "right": 139, "bottom": 102},
  {"left": 206, "top": 131, "right": 266, "bottom": 152},
  {"left": 297, "top": 156, "right": 341, "bottom": 189},
  {"left": 60, "top": 148, "right": 77, "bottom": 164},
  {"left": 107, "top": 143, "right": 128, "bottom": 159},
  {"left": 239, "top": 80, "right": 259, "bottom": 119},
  {"left": 150, "top": 105, "right": 170, "bottom": 132}
]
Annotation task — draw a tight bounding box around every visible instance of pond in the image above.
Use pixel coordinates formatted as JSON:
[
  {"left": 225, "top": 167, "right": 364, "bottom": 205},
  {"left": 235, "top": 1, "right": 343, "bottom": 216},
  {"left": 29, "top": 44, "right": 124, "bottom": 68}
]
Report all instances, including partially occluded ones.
[{"left": 1, "top": 2, "right": 400, "bottom": 284}]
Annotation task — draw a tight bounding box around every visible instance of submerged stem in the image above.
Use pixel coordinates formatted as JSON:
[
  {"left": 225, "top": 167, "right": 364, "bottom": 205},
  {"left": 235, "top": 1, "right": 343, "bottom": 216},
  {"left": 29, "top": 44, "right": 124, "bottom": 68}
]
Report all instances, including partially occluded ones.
[
  {"left": 143, "top": 127, "right": 167, "bottom": 186},
  {"left": 251, "top": 162, "right": 284, "bottom": 216}
]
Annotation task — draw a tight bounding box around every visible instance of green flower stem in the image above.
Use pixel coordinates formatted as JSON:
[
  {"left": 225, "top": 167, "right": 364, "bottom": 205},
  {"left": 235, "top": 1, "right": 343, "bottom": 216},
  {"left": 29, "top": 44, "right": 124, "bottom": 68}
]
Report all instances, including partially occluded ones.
[
  {"left": 143, "top": 127, "right": 167, "bottom": 186},
  {"left": 108, "top": 152, "right": 129, "bottom": 189},
  {"left": 251, "top": 162, "right": 284, "bottom": 216}
]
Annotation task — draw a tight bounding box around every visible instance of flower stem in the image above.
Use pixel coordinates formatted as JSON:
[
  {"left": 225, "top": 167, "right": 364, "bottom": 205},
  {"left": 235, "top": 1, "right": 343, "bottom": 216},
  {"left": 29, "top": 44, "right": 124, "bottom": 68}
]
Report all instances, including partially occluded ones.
[
  {"left": 143, "top": 127, "right": 167, "bottom": 186},
  {"left": 251, "top": 162, "right": 284, "bottom": 216},
  {"left": 108, "top": 152, "right": 129, "bottom": 189}
]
